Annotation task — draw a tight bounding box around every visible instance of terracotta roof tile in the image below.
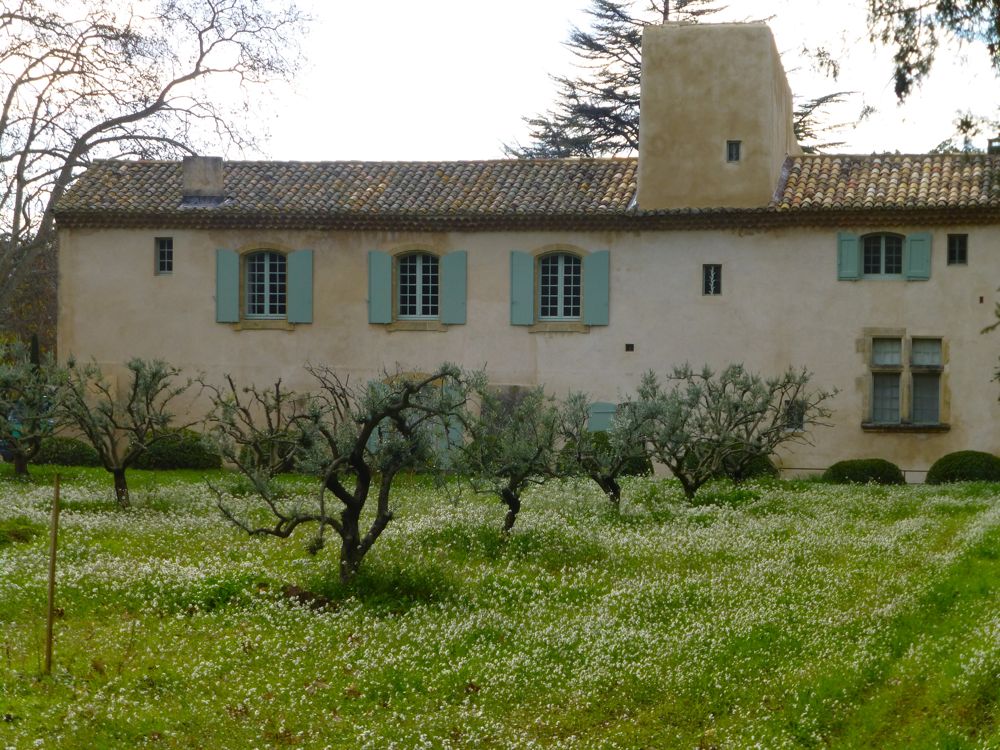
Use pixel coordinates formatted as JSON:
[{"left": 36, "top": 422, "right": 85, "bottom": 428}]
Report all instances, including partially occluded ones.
[{"left": 54, "top": 153, "right": 1000, "bottom": 230}]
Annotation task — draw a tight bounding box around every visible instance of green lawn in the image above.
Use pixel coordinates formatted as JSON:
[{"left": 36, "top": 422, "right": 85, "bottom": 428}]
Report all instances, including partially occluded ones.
[{"left": 1, "top": 466, "right": 999, "bottom": 749}]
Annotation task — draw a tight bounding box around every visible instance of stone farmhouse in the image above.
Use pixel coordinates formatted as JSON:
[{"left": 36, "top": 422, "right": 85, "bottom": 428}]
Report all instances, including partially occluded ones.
[{"left": 54, "top": 23, "right": 1000, "bottom": 479}]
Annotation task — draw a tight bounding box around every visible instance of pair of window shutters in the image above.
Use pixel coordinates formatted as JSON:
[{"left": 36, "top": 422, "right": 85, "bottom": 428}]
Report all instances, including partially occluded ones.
[
  {"left": 510, "top": 250, "right": 610, "bottom": 326},
  {"left": 837, "top": 232, "right": 931, "bottom": 280},
  {"left": 215, "top": 249, "right": 314, "bottom": 323},
  {"left": 367, "top": 251, "right": 468, "bottom": 324}
]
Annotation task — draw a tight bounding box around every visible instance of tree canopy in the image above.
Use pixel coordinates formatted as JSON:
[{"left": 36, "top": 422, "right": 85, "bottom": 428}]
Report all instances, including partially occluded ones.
[
  {"left": 506, "top": 0, "right": 851, "bottom": 158},
  {"left": 0, "top": 0, "right": 306, "bottom": 327}
]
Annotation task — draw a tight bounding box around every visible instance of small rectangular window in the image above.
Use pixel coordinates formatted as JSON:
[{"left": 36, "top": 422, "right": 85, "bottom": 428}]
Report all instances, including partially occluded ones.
[
  {"left": 703, "top": 264, "right": 721, "bottom": 295},
  {"left": 785, "top": 399, "right": 806, "bottom": 431},
  {"left": 726, "top": 140, "right": 741, "bottom": 162},
  {"left": 155, "top": 237, "right": 173, "bottom": 275},
  {"left": 872, "top": 372, "right": 901, "bottom": 423},
  {"left": 947, "top": 234, "right": 968, "bottom": 265}
]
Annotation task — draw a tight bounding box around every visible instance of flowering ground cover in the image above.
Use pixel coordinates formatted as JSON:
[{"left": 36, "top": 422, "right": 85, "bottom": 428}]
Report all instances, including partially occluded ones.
[{"left": 1, "top": 466, "right": 999, "bottom": 749}]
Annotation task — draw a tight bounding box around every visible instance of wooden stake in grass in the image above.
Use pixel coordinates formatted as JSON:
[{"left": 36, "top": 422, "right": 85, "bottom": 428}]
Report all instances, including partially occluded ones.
[{"left": 44, "top": 474, "right": 60, "bottom": 676}]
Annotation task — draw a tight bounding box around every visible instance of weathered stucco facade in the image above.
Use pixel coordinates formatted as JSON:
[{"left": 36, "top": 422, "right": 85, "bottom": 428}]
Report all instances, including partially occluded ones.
[{"left": 54, "top": 22, "right": 1000, "bottom": 478}]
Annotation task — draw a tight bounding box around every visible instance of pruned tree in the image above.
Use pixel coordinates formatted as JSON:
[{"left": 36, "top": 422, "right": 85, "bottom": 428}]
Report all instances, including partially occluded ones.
[
  {"left": 59, "top": 358, "right": 193, "bottom": 507},
  {"left": 867, "top": 1, "right": 1000, "bottom": 99},
  {"left": 639, "top": 364, "right": 835, "bottom": 500},
  {"left": 558, "top": 391, "right": 652, "bottom": 505},
  {"left": 505, "top": 0, "right": 851, "bottom": 158},
  {"left": 458, "top": 385, "right": 560, "bottom": 532},
  {"left": 0, "top": 338, "right": 63, "bottom": 475},
  {"left": 209, "top": 365, "right": 476, "bottom": 584},
  {"left": 0, "top": 0, "right": 306, "bottom": 320},
  {"left": 202, "top": 376, "right": 311, "bottom": 482}
]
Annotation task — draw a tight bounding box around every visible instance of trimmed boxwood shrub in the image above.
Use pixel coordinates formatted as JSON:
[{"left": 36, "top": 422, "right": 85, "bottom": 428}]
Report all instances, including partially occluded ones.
[
  {"left": 133, "top": 430, "right": 222, "bottom": 470},
  {"left": 925, "top": 450, "right": 1000, "bottom": 484},
  {"left": 720, "top": 452, "right": 780, "bottom": 482},
  {"left": 822, "top": 458, "right": 905, "bottom": 485},
  {"left": 34, "top": 436, "right": 100, "bottom": 466}
]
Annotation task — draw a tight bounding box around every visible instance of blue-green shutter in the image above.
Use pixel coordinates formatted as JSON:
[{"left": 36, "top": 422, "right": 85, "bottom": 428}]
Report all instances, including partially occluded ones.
[
  {"left": 440, "top": 251, "right": 467, "bottom": 325},
  {"left": 905, "top": 232, "right": 932, "bottom": 280},
  {"left": 287, "top": 250, "right": 313, "bottom": 323},
  {"left": 368, "top": 251, "right": 392, "bottom": 324},
  {"left": 215, "top": 249, "right": 239, "bottom": 322},
  {"left": 510, "top": 251, "right": 534, "bottom": 325},
  {"left": 837, "top": 233, "right": 860, "bottom": 280},
  {"left": 583, "top": 250, "right": 610, "bottom": 325},
  {"left": 588, "top": 401, "right": 617, "bottom": 432}
]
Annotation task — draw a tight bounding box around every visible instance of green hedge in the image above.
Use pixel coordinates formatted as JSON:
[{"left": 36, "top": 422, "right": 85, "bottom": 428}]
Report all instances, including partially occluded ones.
[
  {"left": 34, "top": 436, "right": 100, "bottom": 467},
  {"left": 822, "top": 458, "right": 905, "bottom": 485},
  {"left": 133, "top": 430, "right": 222, "bottom": 470},
  {"left": 720, "top": 453, "right": 779, "bottom": 482},
  {"left": 926, "top": 450, "right": 1000, "bottom": 484}
]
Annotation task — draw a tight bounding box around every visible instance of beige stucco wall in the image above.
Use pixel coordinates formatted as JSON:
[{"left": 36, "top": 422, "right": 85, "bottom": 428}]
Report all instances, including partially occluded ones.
[
  {"left": 636, "top": 23, "right": 801, "bottom": 209},
  {"left": 58, "top": 223, "right": 1000, "bottom": 479}
]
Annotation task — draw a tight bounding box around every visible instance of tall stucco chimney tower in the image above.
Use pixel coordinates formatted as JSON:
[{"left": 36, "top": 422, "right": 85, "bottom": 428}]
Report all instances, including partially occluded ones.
[{"left": 636, "top": 23, "right": 801, "bottom": 210}]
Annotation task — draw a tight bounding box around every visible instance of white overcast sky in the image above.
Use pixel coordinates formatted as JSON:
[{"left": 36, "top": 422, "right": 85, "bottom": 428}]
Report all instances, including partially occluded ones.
[{"left": 258, "top": 0, "right": 999, "bottom": 160}]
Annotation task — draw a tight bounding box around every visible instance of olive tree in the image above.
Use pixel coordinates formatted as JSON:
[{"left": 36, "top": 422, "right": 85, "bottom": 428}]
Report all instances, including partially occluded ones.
[
  {"left": 59, "top": 358, "right": 192, "bottom": 507},
  {"left": 558, "top": 391, "right": 652, "bottom": 505},
  {"left": 0, "top": 340, "right": 62, "bottom": 475},
  {"left": 458, "top": 385, "right": 560, "bottom": 532},
  {"left": 640, "top": 364, "right": 835, "bottom": 499},
  {"left": 209, "top": 365, "right": 475, "bottom": 584}
]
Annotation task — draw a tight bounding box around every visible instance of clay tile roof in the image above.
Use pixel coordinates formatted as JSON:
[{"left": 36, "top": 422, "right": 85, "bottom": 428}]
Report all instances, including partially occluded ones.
[{"left": 54, "top": 153, "right": 1000, "bottom": 230}]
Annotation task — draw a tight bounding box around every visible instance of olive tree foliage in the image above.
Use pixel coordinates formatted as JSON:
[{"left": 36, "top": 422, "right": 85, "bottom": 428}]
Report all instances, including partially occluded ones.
[
  {"left": 867, "top": 0, "right": 1000, "bottom": 99},
  {"left": 58, "top": 358, "right": 192, "bottom": 507},
  {"left": 0, "top": 339, "right": 62, "bottom": 475},
  {"left": 458, "top": 386, "right": 560, "bottom": 533},
  {"left": 505, "top": 0, "right": 852, "bottom": 158},
  {"left": 558, "top": 391, "right": 652, "bottom": 505},
  {"left": 639, "top": 365, "right": 836, "bottom": 500},
  {"left": 208, "top": 365, "right": 477, "bottom": 584},
  {"left": 0, "top": 0, "right": 306, "bottom": 310}
]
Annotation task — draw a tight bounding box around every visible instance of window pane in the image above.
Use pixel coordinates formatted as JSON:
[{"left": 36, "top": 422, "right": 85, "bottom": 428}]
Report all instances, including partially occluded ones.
[
  {"left": 562, "top": 255, "right": 581, "bottom": 317},
  {"left": 872, "top": 373, "right": 900, "bottom": 423},
  {"left": 912, "top": 373, "right": 940, "bottom": 424},
  {"left": 911, "top": 339, "right": 942, "bottom": 366},
  {"left": 399, "top": 255, "right": 418, "bottom": 317},
  {"left": 883, "top": 235, "right": 903, "bottom": 274},
  {"left": 539, "top": 255, "right": 559, "bottom": 318},
  {"left": 863, "top": 236, "right": 882, "bottom": 274},
  {"left": 421, "top": 254, "right": 439, "bottom": 316},
  {"left": 872, "top": 338, "right": 902, "bottom": 366}
]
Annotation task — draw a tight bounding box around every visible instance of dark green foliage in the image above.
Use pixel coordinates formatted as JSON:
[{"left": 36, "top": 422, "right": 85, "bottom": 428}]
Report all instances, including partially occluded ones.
[
  {"left": 0, "top": 517, "right": 42, "bottom": 547},
  {"left": 721, "top": 452, "right": 779, "bottom": 482},
  {"left": 133, "top": 430, "right": 221, "bottom": 470},
  {"left": 34, "top": 436, "right": 100, "bottom": 466},
  {"left": 592, "top": 430, "right": 651, "bottom": 476},
  {"left": 822, "top": 459, "right": 905, "bottom": 485},
  {"left": 925, "top": 451, "right": 1000, "bottom": 485}
]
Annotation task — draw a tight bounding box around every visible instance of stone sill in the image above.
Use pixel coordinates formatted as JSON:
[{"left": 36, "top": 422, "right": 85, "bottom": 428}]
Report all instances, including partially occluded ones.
[
  {"left": 385, "top": 320, "right": 449, "bottom": 333},
  {"left": 232, "top": 319, "right": 295, "bottom": 331},
  {"left": 861, "top": 422, "right": 951, "bottom": 434},
  {"left": 528, "top": 322, "right": 589, "bottom": 334}
]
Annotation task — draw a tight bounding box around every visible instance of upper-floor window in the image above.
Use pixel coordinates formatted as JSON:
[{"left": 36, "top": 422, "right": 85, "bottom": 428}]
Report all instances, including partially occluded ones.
[
  {"left": 155, "top": 237, "right": 173, "bottom": 275},
  {"left": 726, "top": 140, "right": 742, "bottom": 162},
  {"left": 703, "top": 264, "right": 722, "bottom": 295},
  {"left": 863, "top": 234, "right": 903, "bottom": 277},
  {"left": 539, "top": 253, "right": 582, "bottom": 320},
  {"left": 367, "top": 250, "right": 467, "bottom": 326},
  {"left": 947, "top": 234, "right": 968, "bottom": 265},
  {"left": 245, "top": 250, "right": 287, "bottom": 319},
  {"left": 398, "top": 252, "right": 439, "bottom": 319},
  {"left": 838, "top": 232, "right": 932, "bottom": 281}
]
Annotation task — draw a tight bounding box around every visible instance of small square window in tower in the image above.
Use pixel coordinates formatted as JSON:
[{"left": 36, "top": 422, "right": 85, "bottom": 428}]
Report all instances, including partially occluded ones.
[
  {"left": 726, "top": 141, "right": 742, "bottom": 162},
  {"left": 703, "top": 264, "right": 722, "bottom": 295}
]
